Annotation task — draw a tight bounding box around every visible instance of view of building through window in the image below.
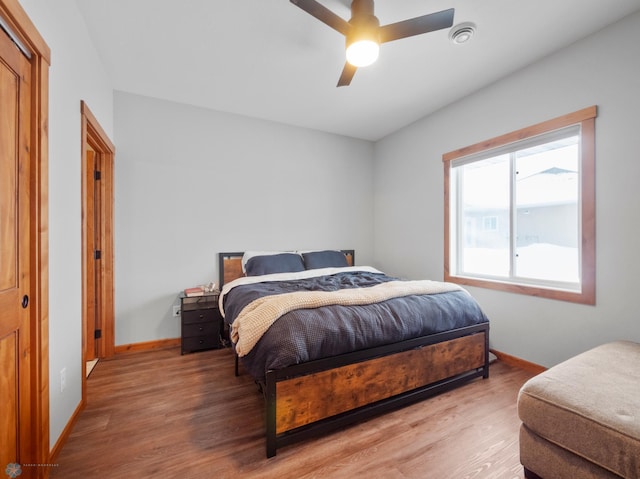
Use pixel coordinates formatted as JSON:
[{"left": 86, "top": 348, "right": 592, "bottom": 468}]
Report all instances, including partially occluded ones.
[{"left": 457, "top": 134, "right": 579, "bottom": 285}]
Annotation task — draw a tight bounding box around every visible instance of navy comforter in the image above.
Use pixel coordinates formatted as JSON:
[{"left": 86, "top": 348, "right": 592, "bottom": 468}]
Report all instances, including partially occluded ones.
[{"left": 222, "top": 270, "right": 489, "bottom": 381}]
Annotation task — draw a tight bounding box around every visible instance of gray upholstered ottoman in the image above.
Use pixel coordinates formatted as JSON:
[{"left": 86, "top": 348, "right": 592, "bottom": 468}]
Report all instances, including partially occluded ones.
[{"left": 518, "top": 341, "right": 640, "bottom": 479}]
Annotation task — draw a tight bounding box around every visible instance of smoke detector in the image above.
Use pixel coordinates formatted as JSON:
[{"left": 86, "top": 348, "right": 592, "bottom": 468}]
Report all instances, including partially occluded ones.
[{"left": 449, "top": 22, "right": 476, "bottom": 45}]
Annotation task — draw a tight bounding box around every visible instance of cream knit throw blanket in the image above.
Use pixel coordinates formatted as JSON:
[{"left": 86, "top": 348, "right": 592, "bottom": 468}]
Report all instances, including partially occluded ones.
[{"left": 231, "top": 280, "right": 463, "bottom": 357}]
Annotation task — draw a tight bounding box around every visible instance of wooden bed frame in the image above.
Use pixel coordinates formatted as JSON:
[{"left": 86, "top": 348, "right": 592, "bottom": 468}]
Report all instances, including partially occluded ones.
[{"left": 218, "top": 251, "right": 490, "bottom": 457}]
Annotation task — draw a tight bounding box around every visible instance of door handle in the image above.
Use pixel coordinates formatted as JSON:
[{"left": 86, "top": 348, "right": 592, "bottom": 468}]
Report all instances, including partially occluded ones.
[{"left": 22, "top": 295, "right": 29, "bottom": 308}]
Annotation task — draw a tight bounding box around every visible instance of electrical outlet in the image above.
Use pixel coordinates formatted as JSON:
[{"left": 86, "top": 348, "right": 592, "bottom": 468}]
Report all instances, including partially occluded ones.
[
  {"left": 172, "top": 305, "right": 181, "bottom": 317},
  {"left": 60, "top": 368, "right": 66, "bottom": 392}
]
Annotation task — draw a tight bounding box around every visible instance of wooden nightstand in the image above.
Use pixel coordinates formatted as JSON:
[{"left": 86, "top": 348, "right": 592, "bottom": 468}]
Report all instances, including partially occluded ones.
[{"left": 180, "top": 293, "right": 223, "bottom": 354}]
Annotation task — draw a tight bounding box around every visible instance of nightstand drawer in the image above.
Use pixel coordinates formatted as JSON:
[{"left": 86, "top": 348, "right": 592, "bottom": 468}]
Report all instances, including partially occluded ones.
[
  {"left": 182, "top": 321, "right": 217, "bottom": 338},
  {"left": 182, "top": 308, "right": 217, "bottom": 324},
  {"left": 182, "top": 335, "right": 219, "bottom": 353}
]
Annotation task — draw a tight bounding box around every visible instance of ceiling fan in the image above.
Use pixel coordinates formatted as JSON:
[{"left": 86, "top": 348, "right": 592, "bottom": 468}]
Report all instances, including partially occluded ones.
[{"left": 290, "top": 0, "right": 455, "bottom": 87}]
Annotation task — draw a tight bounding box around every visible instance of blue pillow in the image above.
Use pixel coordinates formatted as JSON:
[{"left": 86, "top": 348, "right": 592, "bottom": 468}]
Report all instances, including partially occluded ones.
[
  {"left": 244, "top": 253, "right": 305, "bottom": 276},
  {"left": 302, "top": 250, "right": 349, "bottom": 270}
]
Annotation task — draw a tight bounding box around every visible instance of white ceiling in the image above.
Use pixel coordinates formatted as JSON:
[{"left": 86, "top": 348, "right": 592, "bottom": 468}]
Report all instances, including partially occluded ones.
[{"left": 75, "top": 0, "right": 640, "bottom": 141}]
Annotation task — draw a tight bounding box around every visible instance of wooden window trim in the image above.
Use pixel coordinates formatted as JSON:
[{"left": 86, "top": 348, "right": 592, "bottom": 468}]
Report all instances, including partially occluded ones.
[{"left": 443, "top": 106, "right": 596, "bottom": 305}]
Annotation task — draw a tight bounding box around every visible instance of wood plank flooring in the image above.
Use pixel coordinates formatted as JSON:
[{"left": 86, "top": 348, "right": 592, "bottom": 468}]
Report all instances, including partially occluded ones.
[{"left": 50, "top": 346, "right": 535, "bottom": 479}]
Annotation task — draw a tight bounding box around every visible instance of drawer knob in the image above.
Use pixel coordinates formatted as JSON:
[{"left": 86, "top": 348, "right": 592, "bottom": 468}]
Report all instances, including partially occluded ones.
[{"left": 198, "top": 326, "right": 204, "bottom": 331}]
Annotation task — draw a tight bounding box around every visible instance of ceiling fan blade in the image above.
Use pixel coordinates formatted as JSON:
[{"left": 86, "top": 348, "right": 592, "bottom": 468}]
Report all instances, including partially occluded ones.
[
  {"left": 379, "top": 8, "right": 455, "bottom": 43},
  {"left": 337, "top": 63, "right": 357, "bottom": 87},
  {"left": 290, "top": 0, "right": 351, "bottom": 36}
]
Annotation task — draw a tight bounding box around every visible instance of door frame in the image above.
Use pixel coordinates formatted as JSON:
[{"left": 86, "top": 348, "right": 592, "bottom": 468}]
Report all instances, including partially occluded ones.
[
  {"left": 80, "top": 101, "right": 115, "bottom": 388},
  {"left": 0, "top": 0, "right": 50, "bottom": 475}
]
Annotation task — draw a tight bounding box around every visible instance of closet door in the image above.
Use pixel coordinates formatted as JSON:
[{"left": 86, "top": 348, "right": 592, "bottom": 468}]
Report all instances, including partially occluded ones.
[{"left": 0, "top": 24, "right": 33, "bottom": 470}]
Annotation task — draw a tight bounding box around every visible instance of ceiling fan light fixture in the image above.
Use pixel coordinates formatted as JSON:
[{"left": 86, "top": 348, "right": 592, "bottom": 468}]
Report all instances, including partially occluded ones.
[
  {"left": 449, "top": 22, "right": 476, "bottom": 45},
  {"left": 345, "top": 12, "right": 380, "bottom": 68},
  {"left": 346, "top": 39, "right": 379, "bottom": 67}
]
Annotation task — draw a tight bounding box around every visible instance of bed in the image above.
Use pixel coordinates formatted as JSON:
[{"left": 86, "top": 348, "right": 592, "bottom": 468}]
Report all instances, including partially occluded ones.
[{"left": 218, "top": 250, "right": 490, "bottom": 457}]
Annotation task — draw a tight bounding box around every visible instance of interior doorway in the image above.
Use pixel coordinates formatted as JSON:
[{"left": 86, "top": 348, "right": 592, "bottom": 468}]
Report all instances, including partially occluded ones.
[{"left": 81, "top": 101, "right": 115, "bottom": 386}]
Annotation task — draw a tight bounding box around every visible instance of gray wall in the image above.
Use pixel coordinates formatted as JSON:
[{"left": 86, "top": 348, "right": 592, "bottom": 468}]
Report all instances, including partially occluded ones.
[
  {"left": 373, "top": 11, "right": 640, "bottom": 367},
  {"left": 113, "top": 92, "right": 374, "bottom": 345}
]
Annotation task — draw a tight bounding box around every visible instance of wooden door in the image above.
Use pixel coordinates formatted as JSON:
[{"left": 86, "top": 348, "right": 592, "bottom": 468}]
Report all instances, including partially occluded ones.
[
  {"left": 84, "top": 148, "right": 99, "bottom": 361},
  {"left": 0, "top": 26, "right": 33, "bottom": 470},
  {"left": 81, "top": 101, "right": 115, "bottom": 370},
  {"left": 81, "top": 102, "right": 115, "bottom": 371}
]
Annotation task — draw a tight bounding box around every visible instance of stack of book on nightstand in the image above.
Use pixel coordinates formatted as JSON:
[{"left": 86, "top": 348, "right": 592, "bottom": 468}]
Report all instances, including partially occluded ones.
[
  {"left": 184, "top": 282, "right": 219, "bottom": 297},
  {"left": 184, "top": 286, "right": 205, "bottom": 297}
]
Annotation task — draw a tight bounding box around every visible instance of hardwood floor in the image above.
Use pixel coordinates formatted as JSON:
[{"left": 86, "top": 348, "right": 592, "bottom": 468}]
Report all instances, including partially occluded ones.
[{"left": 50, "top": 346, "right": 535, "bottom": 479}]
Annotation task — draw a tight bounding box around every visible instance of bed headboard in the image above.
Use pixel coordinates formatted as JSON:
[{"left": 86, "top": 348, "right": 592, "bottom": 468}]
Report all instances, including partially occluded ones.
[{"left": 218, "top": 250, "right": 355, "bottom": 287}]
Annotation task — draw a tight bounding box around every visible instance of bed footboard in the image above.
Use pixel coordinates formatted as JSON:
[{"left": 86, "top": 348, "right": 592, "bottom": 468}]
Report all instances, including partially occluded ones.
[{"left": 264, "top": 322, "right": 489, "bottom": 457}]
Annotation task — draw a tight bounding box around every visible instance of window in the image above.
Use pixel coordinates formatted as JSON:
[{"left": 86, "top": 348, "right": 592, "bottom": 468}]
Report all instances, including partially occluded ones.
[
  {"left": 443, "top": 106, "right": 596, "bottom": 304},
  {"left": 482, "top": 216, "right": 498, "bottom": 232}
]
